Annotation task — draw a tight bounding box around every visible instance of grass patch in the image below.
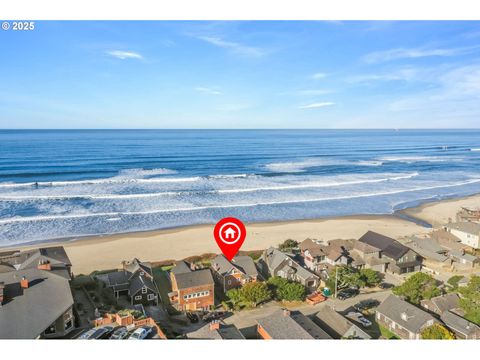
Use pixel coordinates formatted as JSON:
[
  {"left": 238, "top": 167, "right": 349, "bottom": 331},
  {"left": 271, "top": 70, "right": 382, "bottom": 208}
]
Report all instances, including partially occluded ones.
[
  {"left": 379, "top": 324, "right": 400, "bottom": 339},
  {"left": 152, "top": 266, "right": 180, "bottom": 315}
]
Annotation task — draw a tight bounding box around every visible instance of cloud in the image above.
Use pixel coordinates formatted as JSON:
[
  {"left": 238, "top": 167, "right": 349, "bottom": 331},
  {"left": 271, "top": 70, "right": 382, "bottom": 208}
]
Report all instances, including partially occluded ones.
[
  {"left": 196, "top": 36, "right": 267, "bottom": 57},
  {"left": 363, "top": 45, "right": 479, "bottom": 63},
  {"left": 312, "top": 72, "right": 328, "bottom": 80},
  {"left": 347, "top": 68, "right": 419, "bottom": 83},
  {"left": 294, "top": 89, "right": 334, "bottom": 96},
  {"left": 106, "top": 50, "right": 143, "bottom": 60},
  {"left": 195, "top": 87, "right": 222, "bottom": 95},
  {"left": 299, "top": 102, "right": 335, "bottom": 109}
]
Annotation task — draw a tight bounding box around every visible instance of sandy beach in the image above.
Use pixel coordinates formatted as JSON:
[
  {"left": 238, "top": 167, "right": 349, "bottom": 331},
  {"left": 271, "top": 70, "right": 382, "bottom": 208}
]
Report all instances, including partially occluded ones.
[{"left": 3, "top": 194, "right": 479, "bottom": 275}]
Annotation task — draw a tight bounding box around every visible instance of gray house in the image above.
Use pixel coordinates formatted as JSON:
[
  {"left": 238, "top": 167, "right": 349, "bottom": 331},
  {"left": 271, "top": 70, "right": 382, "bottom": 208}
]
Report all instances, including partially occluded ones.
[
  {"left": 358, "top": 231, "right": 422, "bottom": 274},
  {"left": 440, "top": 311, "right": 480, "bottom": 339},
  {"left": 420, "top": 293, "right": 461, "bottom": 316},
  {"left": 98, "top": 258, "right": 159, "bottom": 306},
  {"left": 376, "top": 295, "right": 437, "bottom": 339},
  {"left": 313, "top": 306, "right": 371, "bottom": 339},
  {"left": 258, "top": 247, "right": 319, "bottom": 292}
]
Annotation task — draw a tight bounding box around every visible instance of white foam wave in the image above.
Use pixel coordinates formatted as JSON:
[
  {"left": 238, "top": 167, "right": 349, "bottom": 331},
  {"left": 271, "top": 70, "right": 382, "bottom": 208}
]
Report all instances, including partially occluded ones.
[
  {"left": 118, "top": 168, "right": 178, "bottom": 177},
  {"left": 0, "top": 172, "right": 419, "bottom": 201},
  {"left": 2, "top": 176, "right": 479, "bottom": 225},
  {"left": 379, "top": 156, "right": 448, "bottom": 163},
  {"left": 264, "top": 158, "right": 382, "bottom": 173},
  {"left": 470, "top": 148, "right": 480, "bottom": 152}
]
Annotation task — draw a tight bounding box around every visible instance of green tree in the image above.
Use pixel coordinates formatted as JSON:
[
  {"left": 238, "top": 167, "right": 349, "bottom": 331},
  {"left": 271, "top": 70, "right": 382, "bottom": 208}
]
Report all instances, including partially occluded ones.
[
  {"left": 267, "top": 276, "right": 306, "bottom": 301},
  {"left": 240, "top": 282, "right": 272, "bottom": 307},
  {"left": 278, "top": 239, "right": 299, "bottom": 252},
  {"left": 226, "top": 288, "right": 243, "bottom": 308},
  {"left": 359, "top": 268, "right": 382, "bottom": 287},
  {"left": 392, "top": 272, "right": 441, "bottom": 304},
  {"left": 458, "top": 275, "right": 480, "bottom": 324},
  {"left": 421, "top": 324, "right": 455, "bottom": 339},
  {"left": 447, "top": 275, "right": 464, "bottom": 291}
]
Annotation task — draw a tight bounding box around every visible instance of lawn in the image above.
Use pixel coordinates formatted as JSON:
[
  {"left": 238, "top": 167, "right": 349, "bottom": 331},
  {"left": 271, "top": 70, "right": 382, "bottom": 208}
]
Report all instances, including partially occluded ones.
[
  {"left": 379, "top": 324, "right": 400, "bottom": 340},
  {"left": 152, "top": 266, "right": 179, "bottom": 314}
]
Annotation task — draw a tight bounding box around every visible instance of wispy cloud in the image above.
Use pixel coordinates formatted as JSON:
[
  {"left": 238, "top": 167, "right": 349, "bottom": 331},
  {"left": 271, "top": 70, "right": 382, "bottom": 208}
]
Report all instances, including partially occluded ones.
[
  {"left": 347, "top": 68, "right": 419, "bottom": 83},
  {"left": 299, "top": 102, "right": 335, "bottom": 109},
  {"left": 195, "top": 87, "right": 222, "bottom": 95},
  {"left": 106, "top": 50, "right": 143, "bottom": 60},
  {"left": 363, "top": 45, "right": 479, "bottom": 63},
  {"left": 312, "top": 72, "right": 328, "bottom": 80},
  {"left": 294, "top": 89, "right": 334, "bottom": 96},
  {"left": 196, "top": 36, "right": 267, "bottom": 57}
]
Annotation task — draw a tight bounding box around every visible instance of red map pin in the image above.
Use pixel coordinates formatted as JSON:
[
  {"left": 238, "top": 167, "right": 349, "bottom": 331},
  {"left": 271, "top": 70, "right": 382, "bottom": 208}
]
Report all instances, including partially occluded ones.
[{"left": 213, "top": 217, "right": 247, "bottom": 261}]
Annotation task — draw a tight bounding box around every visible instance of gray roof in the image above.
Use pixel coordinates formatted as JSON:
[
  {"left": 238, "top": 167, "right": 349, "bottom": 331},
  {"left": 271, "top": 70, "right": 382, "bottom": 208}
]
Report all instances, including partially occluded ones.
[
  {"left": 429, "top": 293, "right": 460, "bottom": 314},
  {"left": 171, "top": 260, "right": 192, "bottom": 275},
  {"left": 376, "top": 295, "right": 436, "bottom": 334},
  {"left": 441, "top": 311, "right": 480, "bottom": 336},
  {"left": 314, "top": 306, "right": 371, "bottom": 339},
  {"left": 358, "top": 231, "right": 410, "bottom": 260},
  {"left": 0, "top": 268, "right": 74, "bottom": 339},
  {"left": 123, "top": 258, "right": 152, "bottom": 277},
  {"left": 212, "top": 255, "right": 258, "bottom": 278},
  {"left": 448, "top": 250, "right": 478, "bottom": 263},
  {"left": 187, "top": 322, "right": 245, "bottom": 339},
  {"left": 257, "top": 309, "right": 331, "bottom": 339},
  {"left": 446, "top": 222, "right": 480, "bottom": 235},
  {"left": 264, "top": 247, "right": 318, "bottom": 281},
  {"left": 406, "top": 237, "right": 448, "bottom": 262},
  {"left": 174, "top": 268, "right": 214, "bottom": 290},
  {"left": 129, "top": 274, "right": 157, "bottom": 295}
]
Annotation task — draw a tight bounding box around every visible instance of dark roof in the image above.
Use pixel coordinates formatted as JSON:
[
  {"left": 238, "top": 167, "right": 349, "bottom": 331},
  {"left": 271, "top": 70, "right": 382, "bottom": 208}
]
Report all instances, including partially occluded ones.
[
  {"left": 0, "top": 268, "right": 74, "bottom": 339},
  {"left": 123, "top": 258, "right": 152, "bottom": 277},
  {"left": 358, "top": 231, "right": 410, "bottom": 260},
  {"left": 212, "top": 255, "right": 258, "bottom": 278},
  {"left": 174, "top": 269, "right": 214, "bottom": 290},
  {"left": 129, "top": 274, "right": 157, "bottom": 295},
  {"left": 257, "top": 309, "right": 331, "bottom": 339},
  {"left": 171, "top": 260, "right": 192, "bottom": 275},
  {"left": 376, "top": 295, "right": 436, "bottom": 334},
  {"left": 187, "top": 322, "right": 245, "bottom": 339},
  {"left": 441, "top": 311, "right": 480, "bottom": 336}
]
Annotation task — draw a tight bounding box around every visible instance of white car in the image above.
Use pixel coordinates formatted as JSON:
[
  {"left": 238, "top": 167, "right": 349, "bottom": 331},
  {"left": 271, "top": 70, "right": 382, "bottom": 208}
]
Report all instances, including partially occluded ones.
[
  {"left": 128, "top": 326, "right": 152, "bottom": 340},
  {"left": 357, "top": 316, "right": 372, "bottom": 328}
]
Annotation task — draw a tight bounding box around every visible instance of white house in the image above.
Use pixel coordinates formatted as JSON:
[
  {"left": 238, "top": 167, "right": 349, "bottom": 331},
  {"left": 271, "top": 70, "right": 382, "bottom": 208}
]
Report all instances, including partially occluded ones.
[{"left": 444, "top": 222, "right": 480, "bottom": 249}]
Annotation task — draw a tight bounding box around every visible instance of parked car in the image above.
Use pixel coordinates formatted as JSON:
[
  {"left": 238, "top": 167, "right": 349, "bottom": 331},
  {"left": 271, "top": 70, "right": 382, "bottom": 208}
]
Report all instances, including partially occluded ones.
[
  {"left": 128, "top": 326, "right": 152, "bottom": 340},
  {"left": 337, "top": 288, "right": 359, "bottom": 300},
  {"left": 378, "top": 282, "right": 394, "bottom": 289},
  {"left": 186, "top": 312, "right": 199, "bottom": 323},
  {"left": 110, "top": 326, "right": 129, "bottom": 339},
  {"left": 98, "top": 326, "right": 116, "bottom": 339},
  {"left": 357, "top": 316, "right": 372, "bottom": 328},
  {"left": 354, "top": 299, "right": 380, "bottom": 311},
  {"left": 202, "top": 311, "right": 225, "bottom": 322},
  {"left": 77, "top": 326, "right": 113, "bottom": 340}
]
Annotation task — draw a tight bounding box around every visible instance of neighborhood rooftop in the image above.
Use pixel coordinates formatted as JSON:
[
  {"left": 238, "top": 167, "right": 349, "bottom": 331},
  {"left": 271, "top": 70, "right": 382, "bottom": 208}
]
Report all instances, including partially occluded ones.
[
  {"left": 174, "top": 268, "right": 214, "bottom": 290},
  {"left": 358, "top": 231, "right": 410, "bottom": 260}
]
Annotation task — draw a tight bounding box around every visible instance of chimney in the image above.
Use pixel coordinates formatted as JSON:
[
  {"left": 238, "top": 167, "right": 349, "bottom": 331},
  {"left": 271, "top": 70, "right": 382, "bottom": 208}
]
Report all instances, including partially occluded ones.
[
  {"left": 20, "top": 276, "right": 29, "bottom": 289},
  {"left": 282, "top": 309, "right": 291, "bottom": 317},
  {"left": 190, "top": 262, "right": 196, "bottom": 271},
  {"left": 38, "top": 259, "right": 52, "bottom": 271},
  {"left": 210, "top": 320, "right": 220, "bottom": 331}
]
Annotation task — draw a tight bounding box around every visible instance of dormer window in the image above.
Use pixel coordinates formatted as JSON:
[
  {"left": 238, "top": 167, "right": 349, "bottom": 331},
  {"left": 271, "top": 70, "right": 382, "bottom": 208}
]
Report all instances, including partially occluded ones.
[{"left": 142, "top": 287, "right": 147, "bottom": 294}]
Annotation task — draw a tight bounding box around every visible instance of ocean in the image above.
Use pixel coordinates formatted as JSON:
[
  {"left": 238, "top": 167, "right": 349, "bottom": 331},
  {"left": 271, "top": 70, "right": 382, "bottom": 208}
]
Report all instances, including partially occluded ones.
[{"left": 0, "top": 129, "right": 479, "bottom": 246}]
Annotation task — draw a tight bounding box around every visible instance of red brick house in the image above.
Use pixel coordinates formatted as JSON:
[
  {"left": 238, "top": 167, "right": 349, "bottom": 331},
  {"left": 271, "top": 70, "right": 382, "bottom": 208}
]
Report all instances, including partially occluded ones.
[
  {"left": 169, "top": 261, "right": 215, "bottom": 312},
  {"left": 211, "top": 254, "right": 259, "bottom": 293}
]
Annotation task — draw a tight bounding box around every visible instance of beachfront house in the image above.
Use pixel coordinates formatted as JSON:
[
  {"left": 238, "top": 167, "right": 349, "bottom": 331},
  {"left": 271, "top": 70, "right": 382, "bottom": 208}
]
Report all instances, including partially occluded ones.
[
  {"left": 258, "top": 247, "right": 319, "bottom": 292},
  {"left": 444, "top": 222, "right": 480, "bottom": 249},
  {"left": 357, "top": 231, "right": 422, "bottom": 274},
  {"left": 211, "top": 254, "right": 259, "bottom": 293},
  {"left": 97, "top": 258, "right": 160, "bottom": 306},
  {"left": 257, "top": 309, "right": 332, "bottom": 339},
  {"left": 456, "top": 207, "right": 480, "bottom": 223},
  {"left": 169, "top": 261, "right": 214, "bottom": 312},
  {"left": 376, "top": 295, "right": 437, "bottom": 339},
  {"left": 0, "top": 246, "right": 75, "bottom": 339},
  {"left": 299, "top": 239, "right": 353, "bottom": 273}
]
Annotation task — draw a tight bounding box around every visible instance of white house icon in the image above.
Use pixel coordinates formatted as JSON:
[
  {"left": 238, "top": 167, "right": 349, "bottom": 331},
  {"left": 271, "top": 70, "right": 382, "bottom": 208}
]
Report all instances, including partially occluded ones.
[{"left": 223, "top": 226, "right": 236, "bottom": 239}]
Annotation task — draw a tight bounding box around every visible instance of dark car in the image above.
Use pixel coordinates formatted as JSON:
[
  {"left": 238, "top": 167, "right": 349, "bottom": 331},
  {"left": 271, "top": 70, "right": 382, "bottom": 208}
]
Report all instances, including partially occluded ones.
[
  {"left": 98, "top": 326, "right": 116, "bottom": 339},
  {"left": 354, "top": 299, "right": 380, "bottom": 311},
  {"left": 77, "top": 326, "right": 114, "bottom": 340},
  {"left": 379, "top": 282, "right": 394, "bottom": 289},
  {"left": 186, "top": 312, "right": 199, "bottom": 323},
  {"left": 337, "top": 288, "right": 359, "bottom": 300},
  {"left": 110, "top": 326, "right": 129, "bottom": 339},
  {"left": 202, "top": 311, "right": 225, "bottom": 322}
]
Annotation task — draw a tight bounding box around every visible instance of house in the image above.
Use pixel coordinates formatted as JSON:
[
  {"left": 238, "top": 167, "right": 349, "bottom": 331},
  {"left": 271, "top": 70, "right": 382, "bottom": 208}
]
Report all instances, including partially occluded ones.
[
  {"left": 405, "top": 236, "right": 449, "bottom": 263},
  {"left": 456, "top": 207, "right": 480, "bottom": 223},
  {"left": 169, "top": 261, "right": 214, "bottom": 312},
  {"left": 313, "top": 306, "right": 371, "bottom": 339},
  {"left": 299, "top": 239, "right": 352, "bottom": 273},
  {"left": 258, "top": 247, "right": 319, "bottom": 292},
  {"left": 97, "top": 258, "right": 159, "bottom": 306},
  {"left": 0, "top": 246, "right": 74, "bottom": 339},
  {"left": 358, "top": 231, "right": 422, "bottom": 274},
  {"left": 376, "top": 295, "right": 437, "bottom": 339},
  {"left": 257, "top": 309, "right": 332, "bottom": 339},
  {"left": 351, "top": 239, "right": 387, "bottom": 272},
  {"left": 444, "top": 222, "right": 480, "bottom": 249},
  {"left": 440, "top": 311, "right": 480, "bottom": 340},
  {"left": 211, "top": 254, "right": 258, "bottom": 293},
  {"left": 448, "top": 249, "right": 479, "bottom": 268},
  {"left": 186, "top": 320, "right": 245, "bottom": 339},
  {"left": 420, "top": 293, "right": 462, "bottom": 316}
]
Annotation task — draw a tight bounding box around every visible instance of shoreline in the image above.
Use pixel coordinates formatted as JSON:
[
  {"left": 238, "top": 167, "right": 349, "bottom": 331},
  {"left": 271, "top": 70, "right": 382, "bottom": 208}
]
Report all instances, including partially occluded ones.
[{"left": 3, "top": 193, "right": 479, "bottom": 274}]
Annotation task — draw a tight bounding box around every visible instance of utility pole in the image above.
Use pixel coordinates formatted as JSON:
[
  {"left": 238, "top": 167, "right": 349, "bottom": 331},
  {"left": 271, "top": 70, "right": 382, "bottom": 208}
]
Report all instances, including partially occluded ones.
[{"left": 334, "top": 266, "right": 338, "bottom": 299}]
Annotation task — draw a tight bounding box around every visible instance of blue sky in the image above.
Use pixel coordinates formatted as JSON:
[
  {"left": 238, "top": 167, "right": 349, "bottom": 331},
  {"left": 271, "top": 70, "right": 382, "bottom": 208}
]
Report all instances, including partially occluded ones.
[{"left": 1, "top": 21, "right": 480, "bottom": 129}]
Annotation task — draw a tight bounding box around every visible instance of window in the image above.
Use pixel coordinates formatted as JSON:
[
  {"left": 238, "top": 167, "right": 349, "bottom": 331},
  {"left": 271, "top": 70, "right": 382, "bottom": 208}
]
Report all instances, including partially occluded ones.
[
  {"left": 142, "top": 287, "right": 147, "bottom": 294},
  {"left": 44, "top": 324, "right": 56, "bottom": 335},
  {"left": 147, "top": 294, "right": 155, "bottom": 301},
  {"left": 135, "top": 295, "right": 142, "bottom": 300},
  {"left": 227, "top": 280, "right": 231, "bottom": 285}
]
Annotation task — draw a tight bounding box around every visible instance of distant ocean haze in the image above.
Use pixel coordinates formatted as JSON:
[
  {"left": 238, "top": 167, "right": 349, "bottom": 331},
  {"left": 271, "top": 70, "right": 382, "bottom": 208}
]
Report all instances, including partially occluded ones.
[{"left": 0, "top": 129, "right": 479, "bottom": 246}]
